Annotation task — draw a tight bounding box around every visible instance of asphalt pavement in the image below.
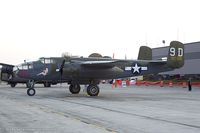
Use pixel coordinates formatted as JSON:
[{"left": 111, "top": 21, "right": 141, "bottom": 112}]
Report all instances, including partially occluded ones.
[{"left": 0, "top": 83, "right": 200, "bottom": 133}]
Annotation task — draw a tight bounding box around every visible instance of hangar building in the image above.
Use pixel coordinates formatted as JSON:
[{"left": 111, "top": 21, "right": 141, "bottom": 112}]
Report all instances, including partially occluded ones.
[{"left": 152, "top": 41, "right": 200, "bottom": 76}]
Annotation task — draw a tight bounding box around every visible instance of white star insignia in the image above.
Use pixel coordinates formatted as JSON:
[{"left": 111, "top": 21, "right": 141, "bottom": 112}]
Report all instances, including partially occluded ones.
[
  {"left": 125, "top": 64, "right": 148, "bottom": 74},
  {"left": 132, "top": 63, "right": 140, "bottom": 73}
]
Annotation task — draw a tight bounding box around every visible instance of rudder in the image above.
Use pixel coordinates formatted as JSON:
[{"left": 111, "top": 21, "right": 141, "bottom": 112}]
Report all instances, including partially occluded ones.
[
  {"left": 167, "top": 41, "right": 184, "bottom": 68},
  {"left": 138, "top": 46, "right": 152, "bottom": 60}
]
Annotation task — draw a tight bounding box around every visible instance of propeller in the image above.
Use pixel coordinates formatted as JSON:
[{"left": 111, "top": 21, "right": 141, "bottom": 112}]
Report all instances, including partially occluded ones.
[{"left": 59, "top": 59, "right": 65, "bottom": 85}]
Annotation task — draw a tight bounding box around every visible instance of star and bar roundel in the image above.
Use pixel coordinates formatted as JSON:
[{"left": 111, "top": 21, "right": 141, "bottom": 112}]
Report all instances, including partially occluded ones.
[{"left": 125, "top": 63, "right": 148, "bottom": 74}]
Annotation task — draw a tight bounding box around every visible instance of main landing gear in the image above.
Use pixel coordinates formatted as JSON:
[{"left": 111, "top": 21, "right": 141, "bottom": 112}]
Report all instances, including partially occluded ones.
[
  {"left": 25, "top": 80, "right": 100, "bottom": 97},
  {"left": 86, "top": 84, "right": 99, "bottom": 96},
  {"left": 10, "top": 83, "right": 17, "bottom": 88},
  {"left": 69, "top": 84, "right": 81, "bottom": 94},
  {"left": 69, "top": 84, "right": 100, "bottom": 96},
  {"left": 27, "top": 80, "right": 36, "bottom": 96}
]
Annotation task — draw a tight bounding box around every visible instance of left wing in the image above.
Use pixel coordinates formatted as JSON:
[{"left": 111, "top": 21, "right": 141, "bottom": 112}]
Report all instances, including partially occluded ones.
[
  {"left": 0, "top": 63, "right": 15, "bottom": 74},
  {"left": 80, "top": 60, "right": 118, "bottom": 68},
  {"left": 146, "top": 60, "right": 167, "bottom": 65},
  {"left": 0, "top": 63, "right": 15, "bottom": 67}
]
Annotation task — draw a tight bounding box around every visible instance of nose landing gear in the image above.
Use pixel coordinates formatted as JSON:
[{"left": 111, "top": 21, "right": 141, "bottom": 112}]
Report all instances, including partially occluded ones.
[{"left": 27, "top": 80, "right": 36, "bottom": 96}]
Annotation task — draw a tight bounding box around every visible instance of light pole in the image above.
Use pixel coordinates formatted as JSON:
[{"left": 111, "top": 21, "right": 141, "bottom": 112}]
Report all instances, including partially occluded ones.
[{"left": 162, "top": 40, "right": 165, "bottom": 46}]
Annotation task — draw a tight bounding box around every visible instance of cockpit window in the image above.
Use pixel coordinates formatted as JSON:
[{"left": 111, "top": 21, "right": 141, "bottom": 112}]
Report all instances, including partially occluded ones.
[
  {"left": 39, "top": 58, "right": 54, "bottom": 64},
  {"left": 18, "top": 65, "right": 22, "bottom": 70},
  {"left": 23, "top": 65, "right": 28, "bottom": 70},
  {"left": 15, "top": 63, "right": 33, "bottom": 70},
  {"left": 45, "top": 58, "right": 51, "bottom": 64},
  {"left": 50, "top": 59, "right": 55, "bottom": 63},
  {"left": 13, "top": 66, "right": 19, "bottom": 71},
  {"left": 39, "top": 58, "right": 45, "bottom": 64}
]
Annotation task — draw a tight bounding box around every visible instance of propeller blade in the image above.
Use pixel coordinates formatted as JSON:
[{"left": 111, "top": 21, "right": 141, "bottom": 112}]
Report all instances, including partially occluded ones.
[{"left": 59, "top": 59, "right": 65, "bottom": 79}]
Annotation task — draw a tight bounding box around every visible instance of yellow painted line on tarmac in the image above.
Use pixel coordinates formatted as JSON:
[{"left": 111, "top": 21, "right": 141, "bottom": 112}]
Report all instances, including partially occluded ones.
[
  {"left": 31, "top": 103, "right": 118, "bottom": 133},
  {"left": 91, "top": 123, "right": 118, "bottom": 133}
]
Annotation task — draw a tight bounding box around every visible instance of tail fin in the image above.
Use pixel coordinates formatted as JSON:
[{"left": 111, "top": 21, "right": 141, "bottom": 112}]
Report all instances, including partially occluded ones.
[
  {"left": 138, "top": 46, "right": 152, "bottom": 60},
  {"left": 167, "top": 41, "right": 184, "bottom": 68}
]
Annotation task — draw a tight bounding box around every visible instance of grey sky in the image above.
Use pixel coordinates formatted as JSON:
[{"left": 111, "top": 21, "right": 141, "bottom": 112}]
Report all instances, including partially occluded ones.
[{"left": 0, "top": 0, "right": 200, "bottom": 65}]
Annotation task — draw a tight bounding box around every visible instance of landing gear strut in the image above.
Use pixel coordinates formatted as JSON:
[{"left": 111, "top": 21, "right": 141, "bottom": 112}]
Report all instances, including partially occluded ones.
[
  {"left": 87, "top": 84, "right": 99, "bottom": 96},
  {"left": 69, "top": 84, "right": 81, "bottom": 94},
  {"left": 44, "top": 82, "right": 51, "bottom": 87},
  {"left": 27, "top": 80, "right": 36, "bottom": 96},
  {"left": 10, "top": 83, "right": 17, "bottom": 88},
  {"left": 68, "top": 83, "right": 100, "bottom": 96}
]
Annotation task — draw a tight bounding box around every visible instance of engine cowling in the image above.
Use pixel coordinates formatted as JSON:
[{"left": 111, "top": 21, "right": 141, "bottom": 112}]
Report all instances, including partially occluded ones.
[{"left": 88, "top": 53, "right": 102, "bottom": 58}]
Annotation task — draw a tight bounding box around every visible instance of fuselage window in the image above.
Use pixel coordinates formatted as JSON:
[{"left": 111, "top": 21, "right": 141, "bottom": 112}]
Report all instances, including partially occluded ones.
[
  {"left": 28, "top": 64, "right": 33, "bottom": 69},
  {"left": 50, "top": 59, "right": 55, "bottom": 64},
  {"left": 45, "top": 58, "right": 51, "bottom": 64},
  {"left": 18, "top": 65, "right": 22, "bottom": 70},
  {"left": 64, "top": 61, "right": 70, "bottom": 65}
]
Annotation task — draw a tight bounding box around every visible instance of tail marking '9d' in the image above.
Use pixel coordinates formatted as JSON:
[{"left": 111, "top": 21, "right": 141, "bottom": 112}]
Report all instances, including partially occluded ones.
[{"left": 168, "top": 41, "right": 184, "bottom": 68}]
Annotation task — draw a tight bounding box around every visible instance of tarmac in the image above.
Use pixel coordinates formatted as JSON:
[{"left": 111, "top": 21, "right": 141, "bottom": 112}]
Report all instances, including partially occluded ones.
[{"left": 0, "top": 83, "right": 200, "bottom": 133}]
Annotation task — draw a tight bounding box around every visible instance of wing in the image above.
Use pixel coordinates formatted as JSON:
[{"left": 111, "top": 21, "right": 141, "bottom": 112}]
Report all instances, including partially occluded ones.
[
  {"left": 80, "top": 60, "right": 118, "bottom": 68},
  {"left": 147, "top": 60, "right": 167, "bottom": 65},
  {"left": 0, "top": 63, "right": 14, "bottom": 74},
  {"left": 0, "top": 63, "right": 15, "bottom": 67}
]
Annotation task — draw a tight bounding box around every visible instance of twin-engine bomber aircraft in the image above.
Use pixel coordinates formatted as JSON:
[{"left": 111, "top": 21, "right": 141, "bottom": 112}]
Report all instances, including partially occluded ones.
[{"left": 1, "top": 41, "right": 184, "bottom": 96}]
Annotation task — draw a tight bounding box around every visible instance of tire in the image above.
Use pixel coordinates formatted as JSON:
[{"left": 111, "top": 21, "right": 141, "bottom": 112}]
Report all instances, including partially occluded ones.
[
  {"left": 69, "top": 84, "right": 81, "bottom": 94},
  {"left": 27, "top": 88, "right": 36, "bottom": 96},
  {"left": 10, "top": 83, "right": 16, "bottom": 88},
  {"left": 44, "top": 82, "right": 51, "bottom": 87},
  {"left": 87, "top": 84, "right": 99, "bottom": 96}
]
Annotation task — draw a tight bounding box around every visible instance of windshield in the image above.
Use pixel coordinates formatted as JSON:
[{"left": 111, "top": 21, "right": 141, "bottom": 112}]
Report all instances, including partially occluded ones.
[
  {"left": 39, "top": 57, "right": 54, "bottom": 64},
  {"left": 14, "top": 62, "right": 33, "bottom": 71},
  {"left": 39, "top": 58, "right": 45, "bottom": 64},
  {"left": 13, "top": 66, "right": 18, "bottom": 72}
]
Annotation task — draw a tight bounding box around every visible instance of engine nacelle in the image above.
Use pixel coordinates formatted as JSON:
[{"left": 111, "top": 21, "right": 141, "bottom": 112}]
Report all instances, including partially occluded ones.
[{"left": 1, "top": 64, "right": 14, "bottom": 74}]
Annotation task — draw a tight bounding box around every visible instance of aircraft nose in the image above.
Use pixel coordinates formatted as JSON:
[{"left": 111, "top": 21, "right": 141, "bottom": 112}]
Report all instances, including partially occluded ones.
[{"left": 17, "top": 70, "right": 30, "bottom": 78}]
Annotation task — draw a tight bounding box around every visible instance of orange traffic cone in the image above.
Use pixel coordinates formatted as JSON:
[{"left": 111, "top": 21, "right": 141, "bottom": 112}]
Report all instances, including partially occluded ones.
[
  {"left": 112, "top": 80, "right": 116, "bottom": 89},
  {"left": 136, "top": 81, "right": 140, "bottom": 86},
  {"left": 169, "top": 81, "right": 173, "bottom": 87},
  {"left": 145, "top": 81, "right": 149, "bottom": 86},
  {"left": 160, "top": 81, "right": 164, "bottom": 87}
]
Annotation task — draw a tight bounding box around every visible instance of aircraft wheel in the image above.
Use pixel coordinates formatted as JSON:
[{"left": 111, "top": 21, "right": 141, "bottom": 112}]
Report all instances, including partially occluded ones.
[
  {"left": 27, "top": 88, "right": 36, "bottom": 96},
  {"left": 10, "top": 83, "right": 17, "bottom": 88},
  {"left": 87, "top": 84, "right": 99, "bottom": 96},
  {"left": 44, "top": 82, "right": 51, "bottom": 87},
  {"left": 69, "top": 84, "right": 81, "bottom": 94}
]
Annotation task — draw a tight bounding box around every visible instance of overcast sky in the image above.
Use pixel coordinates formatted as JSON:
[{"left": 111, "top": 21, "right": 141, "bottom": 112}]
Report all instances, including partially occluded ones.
[{"left": 0, "top": 0, "right": 200, "bottom": 65}]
